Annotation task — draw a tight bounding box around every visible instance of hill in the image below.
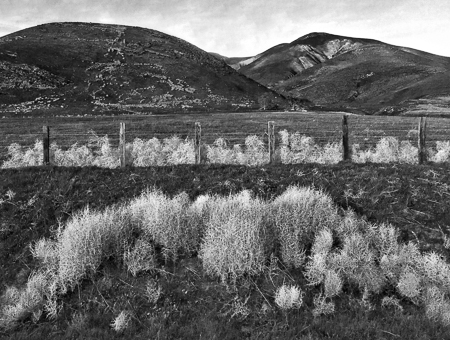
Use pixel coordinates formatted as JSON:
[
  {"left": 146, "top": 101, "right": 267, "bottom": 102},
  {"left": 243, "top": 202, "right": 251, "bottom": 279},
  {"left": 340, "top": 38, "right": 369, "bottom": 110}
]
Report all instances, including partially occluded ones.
[
  {"left": 223, "top": 32, "right": 450, "bottom": 115},
  {"left": 0, "top": 22, "right": 281, "bottom": 115}
]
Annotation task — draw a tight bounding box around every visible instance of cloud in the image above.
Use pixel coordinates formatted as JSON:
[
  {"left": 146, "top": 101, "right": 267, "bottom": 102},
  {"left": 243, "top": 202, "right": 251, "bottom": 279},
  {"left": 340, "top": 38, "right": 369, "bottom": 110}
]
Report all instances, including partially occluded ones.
[{"left": 0, "top": 0, "right": 449, "bottom": 57}]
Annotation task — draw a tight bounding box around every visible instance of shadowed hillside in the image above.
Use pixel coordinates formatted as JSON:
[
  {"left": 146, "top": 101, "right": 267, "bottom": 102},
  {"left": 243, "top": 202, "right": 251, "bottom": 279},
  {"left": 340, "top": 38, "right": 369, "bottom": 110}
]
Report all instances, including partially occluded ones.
[
  {"left": 222, "top": 32, "right": 450, "bottom": 115},
  {"left": 0, "top": 22, "right": 281, "bottom": 115}
]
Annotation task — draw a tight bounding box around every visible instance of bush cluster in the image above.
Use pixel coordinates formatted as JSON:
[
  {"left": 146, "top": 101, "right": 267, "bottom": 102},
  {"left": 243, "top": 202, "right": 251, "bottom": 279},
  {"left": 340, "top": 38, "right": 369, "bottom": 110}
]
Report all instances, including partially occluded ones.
[
  {"left": 3, "top": 186, "right": 450, "bottom": 330},
  {"left": 3, "top": 131, "right": 450, "bottom": 168}
]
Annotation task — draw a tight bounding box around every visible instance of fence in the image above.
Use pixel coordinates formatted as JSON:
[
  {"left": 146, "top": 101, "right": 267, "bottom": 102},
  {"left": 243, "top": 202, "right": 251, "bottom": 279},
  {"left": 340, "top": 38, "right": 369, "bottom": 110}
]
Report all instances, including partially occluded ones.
[{"left": 25, "top": 115, "right": 438, "bottom": 167}]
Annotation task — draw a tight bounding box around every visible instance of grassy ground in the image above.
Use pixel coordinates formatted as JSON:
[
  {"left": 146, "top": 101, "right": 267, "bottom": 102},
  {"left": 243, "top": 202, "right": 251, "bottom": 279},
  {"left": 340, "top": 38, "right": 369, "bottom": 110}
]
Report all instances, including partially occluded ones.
[{"left": 1, "top": 163, "right": 450, "bottom": 339}]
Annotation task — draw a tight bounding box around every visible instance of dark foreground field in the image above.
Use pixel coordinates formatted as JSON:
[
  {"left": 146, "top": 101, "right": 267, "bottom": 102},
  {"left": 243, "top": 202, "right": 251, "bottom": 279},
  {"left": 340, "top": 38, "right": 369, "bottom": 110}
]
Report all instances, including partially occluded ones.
[{"left": 1, "top": 163, "right": 450, "bottom": 339}]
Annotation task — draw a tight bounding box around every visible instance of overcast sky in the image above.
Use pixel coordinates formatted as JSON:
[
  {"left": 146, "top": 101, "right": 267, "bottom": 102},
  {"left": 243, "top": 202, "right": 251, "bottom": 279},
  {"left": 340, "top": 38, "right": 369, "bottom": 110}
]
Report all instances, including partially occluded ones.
[{"left": 1, "top": 0, "right": 449, "bottom": 57}]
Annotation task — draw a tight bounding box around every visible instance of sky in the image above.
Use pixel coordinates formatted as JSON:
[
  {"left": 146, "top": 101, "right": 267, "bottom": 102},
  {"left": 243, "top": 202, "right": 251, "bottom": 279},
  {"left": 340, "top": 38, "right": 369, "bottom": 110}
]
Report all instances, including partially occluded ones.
[{"left": 1, "top": 0, "right": 449, "bottom": 57}]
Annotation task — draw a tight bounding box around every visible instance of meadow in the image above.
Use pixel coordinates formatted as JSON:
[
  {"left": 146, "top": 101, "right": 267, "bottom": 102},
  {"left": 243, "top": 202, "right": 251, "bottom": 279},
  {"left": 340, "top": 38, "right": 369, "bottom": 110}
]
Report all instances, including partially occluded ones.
[
  {"left": 1, "top": 163, "right": 450, "bottom": 339},
  {"left": 2, "top": 111, "right": 450, "bottom": 339}
]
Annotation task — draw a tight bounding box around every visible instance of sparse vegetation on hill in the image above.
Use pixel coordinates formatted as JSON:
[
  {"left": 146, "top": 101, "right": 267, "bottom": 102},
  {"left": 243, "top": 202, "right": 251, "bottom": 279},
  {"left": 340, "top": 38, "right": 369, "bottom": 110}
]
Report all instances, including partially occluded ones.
[
  {"left": 223, "top": 32, "right": 450, "bottom": 115},
  {"left": 0, "top": 22, "right": 282, "bottom": 115}
]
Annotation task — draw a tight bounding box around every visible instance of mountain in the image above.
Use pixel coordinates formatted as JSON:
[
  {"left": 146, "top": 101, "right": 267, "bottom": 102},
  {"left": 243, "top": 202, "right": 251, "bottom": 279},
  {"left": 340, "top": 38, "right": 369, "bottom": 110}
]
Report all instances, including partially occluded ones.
[
  {"left": 0, "top": 22, "right": 281, "bottom": 115},
  {"left": 223, "top": 32, "right": 450, "bottom": 114}
]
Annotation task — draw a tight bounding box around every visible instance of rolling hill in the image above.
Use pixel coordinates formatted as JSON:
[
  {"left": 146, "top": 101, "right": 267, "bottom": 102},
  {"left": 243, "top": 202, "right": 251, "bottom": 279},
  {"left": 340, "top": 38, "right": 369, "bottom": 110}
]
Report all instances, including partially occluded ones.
[
  {"left": 222, "top": 32, "right": 450, "bottom": 115},
  {"left": 0, "top": 22, "right": 281, "bottom": 115}
]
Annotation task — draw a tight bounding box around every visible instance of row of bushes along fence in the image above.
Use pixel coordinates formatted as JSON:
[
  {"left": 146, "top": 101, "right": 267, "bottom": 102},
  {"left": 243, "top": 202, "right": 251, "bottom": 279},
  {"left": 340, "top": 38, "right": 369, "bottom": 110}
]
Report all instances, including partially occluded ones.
[{"left": 38, "top": 116, "right": 430, "bottom": 167}]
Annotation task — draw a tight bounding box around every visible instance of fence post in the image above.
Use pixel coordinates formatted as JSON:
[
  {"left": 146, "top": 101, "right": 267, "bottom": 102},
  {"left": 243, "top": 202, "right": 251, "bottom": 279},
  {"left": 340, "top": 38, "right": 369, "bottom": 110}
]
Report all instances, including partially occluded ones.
[
  {"left": 119, "top": 122, "right": 126, "bottom": 168},
  {"left": 268, "top": 121, "right": 275, "bottom": 164},
  {"left": 342, "top": 115, "right": 351, "bottom": 162},
  {"left": 43, "top": 125, "right": 50, "bottom": 166},
  {"left": 195, "top": 122, "right": 201, "bottom": 164},
  {"left": 418, "top": 117, "right": 427, "bottom": 164}
]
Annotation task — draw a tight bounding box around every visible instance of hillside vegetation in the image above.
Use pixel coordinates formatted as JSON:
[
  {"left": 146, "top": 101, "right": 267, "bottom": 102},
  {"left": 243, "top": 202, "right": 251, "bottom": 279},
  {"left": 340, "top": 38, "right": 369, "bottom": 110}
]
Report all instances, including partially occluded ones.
[
  {"left": 0, "top": 22, "right": 281, "bottom": 115},
  {"left": 222, "top": 32, "right": 450, "bottom": 115}
]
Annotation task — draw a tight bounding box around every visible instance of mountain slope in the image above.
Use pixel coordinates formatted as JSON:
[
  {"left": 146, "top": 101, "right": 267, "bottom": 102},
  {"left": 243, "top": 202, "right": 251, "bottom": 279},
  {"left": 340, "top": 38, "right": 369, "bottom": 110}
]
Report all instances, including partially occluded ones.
[
  {"left": 0, "top": 22, "right": 280, "bottom": 115},
  {"left": 225, "top": 32, "right": 450, "bottom": 114}
]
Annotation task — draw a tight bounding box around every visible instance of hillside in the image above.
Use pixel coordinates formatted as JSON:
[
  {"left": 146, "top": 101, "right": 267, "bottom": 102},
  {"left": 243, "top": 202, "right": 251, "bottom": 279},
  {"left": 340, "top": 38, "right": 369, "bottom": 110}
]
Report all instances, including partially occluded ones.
[
  {"left": 223, "top": 32, "right": 450, "bottom": 115},
  {"left": 0, "top": 22, "right": 280, "bottom": 115}
]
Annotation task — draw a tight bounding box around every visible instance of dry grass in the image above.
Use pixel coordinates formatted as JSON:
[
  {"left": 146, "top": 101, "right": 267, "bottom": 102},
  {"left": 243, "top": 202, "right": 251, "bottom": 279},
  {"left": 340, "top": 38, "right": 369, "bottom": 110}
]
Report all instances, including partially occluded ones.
[
  {"left": 3, "top": 183, "right": 450, "bottom": 334},
  {"left": 271, "top": 186, "right": 340, "bottom": 269},
  {"left": 3, "top": 132, "right": 449, "bottom": 168},
  {"left": 198, "top": 191, "right": 268, "bottom": 283}
]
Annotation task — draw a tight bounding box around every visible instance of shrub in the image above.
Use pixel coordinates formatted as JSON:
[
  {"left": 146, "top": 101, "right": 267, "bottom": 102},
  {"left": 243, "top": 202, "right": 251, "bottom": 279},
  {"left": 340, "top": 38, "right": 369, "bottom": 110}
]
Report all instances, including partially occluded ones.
[
  {"left": 278, "top": 130, "right": 341, "bottom": 164},
  {"left": 271, "top": 186, "right": 340, "bottom": 268},
  {"left": 111, "top": 311, "right": 131, "bottom": 333},
  {"left": 352, "top": 138, "right": 418, "bottom": 164},
  {"left": 381, "top": 296, "right": 403, "bottom": 312},
  {"left": 324, "top": 269, "right": 343, "bottom": 298},
  {"left": 206, "top": 138, "right": 238, "bottom": 164},
  {"left": 56, "top": 205, "right": 135, "bottom": 292},
  {"left": 199, "top": 191, "right": 268, "bottom": 283},
  {"left": 129, "top": 190, "right": 199, "bottom": 261},
  {"left": 123, "top": 237, "right": 156, "bottom": 276},
  {"left": 432, "top": 141, "right": 450, "bottom": 163},
  {"left": 330, "top": 232, "right": 385, "bottom": 294},
  {"left": 0, "top": 270, "right": 56, "bottom": 330},
  {"left": 145, "top": 279, "right": 162, "bottom": 304},
  {"left": 397, "top": 270, "right": 422, "bottom": 300},
  {"left": 312, "top": 294, "right": 335, "bottom": 317},
  {"left": 1, "top": 140, "right": 43, "bottom": 168},
  {"left": 274, "top": 284, "right": 304, "bottom": 310}
]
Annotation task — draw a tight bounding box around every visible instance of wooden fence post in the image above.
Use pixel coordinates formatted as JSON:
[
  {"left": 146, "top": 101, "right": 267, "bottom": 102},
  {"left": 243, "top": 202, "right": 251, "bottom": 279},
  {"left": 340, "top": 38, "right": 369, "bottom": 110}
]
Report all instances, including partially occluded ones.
[
  {"left": 418, "top": 117, "right": 427, "bottom": 164},
  {"left": 195, "top": 122, "right": 201, "bottom": 164},
  {"left": 119, "top": 122, "right": 126, "bottom": 168},
  {"left": 268, "top": 121, "right": 275, "bottom": 164},
  {"left": 43, "top": 125, "right": 50, "bottom": 166},
  {"left": 342, "top": 115, "right": 351, "bottom": 162}
]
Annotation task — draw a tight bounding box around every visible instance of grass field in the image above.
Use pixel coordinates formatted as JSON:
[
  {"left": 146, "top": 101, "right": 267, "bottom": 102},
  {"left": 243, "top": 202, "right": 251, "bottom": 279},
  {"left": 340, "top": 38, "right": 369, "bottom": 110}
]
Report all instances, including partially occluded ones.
[
  {"left": 2, "top": 112, "right": 450, "bottom": 162},
  {"left": 1, "top": 163, "right": 450, "bottom": 339},
  {"left": 2, "top": 111, "right": 450, "bottom": 339}
]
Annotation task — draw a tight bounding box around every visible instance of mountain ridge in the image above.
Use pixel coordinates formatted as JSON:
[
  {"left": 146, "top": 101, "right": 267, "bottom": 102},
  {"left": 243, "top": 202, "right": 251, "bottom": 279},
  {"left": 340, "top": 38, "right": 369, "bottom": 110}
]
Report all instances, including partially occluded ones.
[{"left": 218, "top": 32, "right": 450, "bottom": 114}]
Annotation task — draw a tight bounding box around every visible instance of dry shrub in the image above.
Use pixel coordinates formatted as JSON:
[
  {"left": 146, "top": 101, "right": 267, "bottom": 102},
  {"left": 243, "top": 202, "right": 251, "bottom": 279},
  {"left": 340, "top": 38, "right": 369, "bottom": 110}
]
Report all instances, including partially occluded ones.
[
  {"left": 199, "top": 190, "right": 268, "bottom": 283},
  {"left": 0, "top": 270, "right": 58, "bottom": 330},
  {"left": 129, "top": 190, "right": 200, "bottom": 261},
  {"left": 206, "top": 138, "right": 237, "bottom": 164},
  {"left": 312, "top": 294, "right": 335, "bottom": 317},
  {"left": 432, "top": 141, "right": 450, "bottom": 163},
  {"left": 274, "top": 284, "right": 304, "bottom": 310},
  {"left": 278, "top": 130, "right": 341, "bottom": 164},
  {"left": 420, "top": 252, "right": 450, "bottom": 293},
  {"left": 397, "top": 270, "right": 422, "bottom": 300},
  {"left": 352, "top": 138, "right": 417, "bottom": 164},
  {"left": 56, "top": 205, "right": 134, "bottom": 292},
  {"left": 111, "top": 310, "right": 131, "bottom": 333},
  {"left": 1, "top": 140, "right": 43, "bottom": 168},
  {"left": 123, "top": 237, "right": 156, "bottom": 276},
  {"left": 271, "top": 186, "right": 340, "bottom": 268},
  {"left": 330, "top": 232, "right": 385, "bottom": 294},
  {"left": 30, "top": 238, "right": 59, "bottom": 271}
]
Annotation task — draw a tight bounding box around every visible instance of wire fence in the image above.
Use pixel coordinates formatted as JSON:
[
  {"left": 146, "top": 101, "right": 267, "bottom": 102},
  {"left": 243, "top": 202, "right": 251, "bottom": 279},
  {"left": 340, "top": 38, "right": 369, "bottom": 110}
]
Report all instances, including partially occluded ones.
[{"left": 1, "top": 112, "right": 450, "bottom": 165}]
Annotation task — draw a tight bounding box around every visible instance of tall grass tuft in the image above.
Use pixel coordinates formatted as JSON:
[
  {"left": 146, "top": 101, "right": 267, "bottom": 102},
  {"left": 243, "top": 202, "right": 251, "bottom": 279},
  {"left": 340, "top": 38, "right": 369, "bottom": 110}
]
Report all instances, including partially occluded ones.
[
  {"left": 199, "top": 191, "right": 268, "bottom": 283},
  {"left": 56, "top": 205, "right": 135, "bottom": 292},
  {"left": 129, "top": 190, "right": 200, "bottom": 261},
  {"left": 271, "top": 186, "right": 340, "bottom": 268}
]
